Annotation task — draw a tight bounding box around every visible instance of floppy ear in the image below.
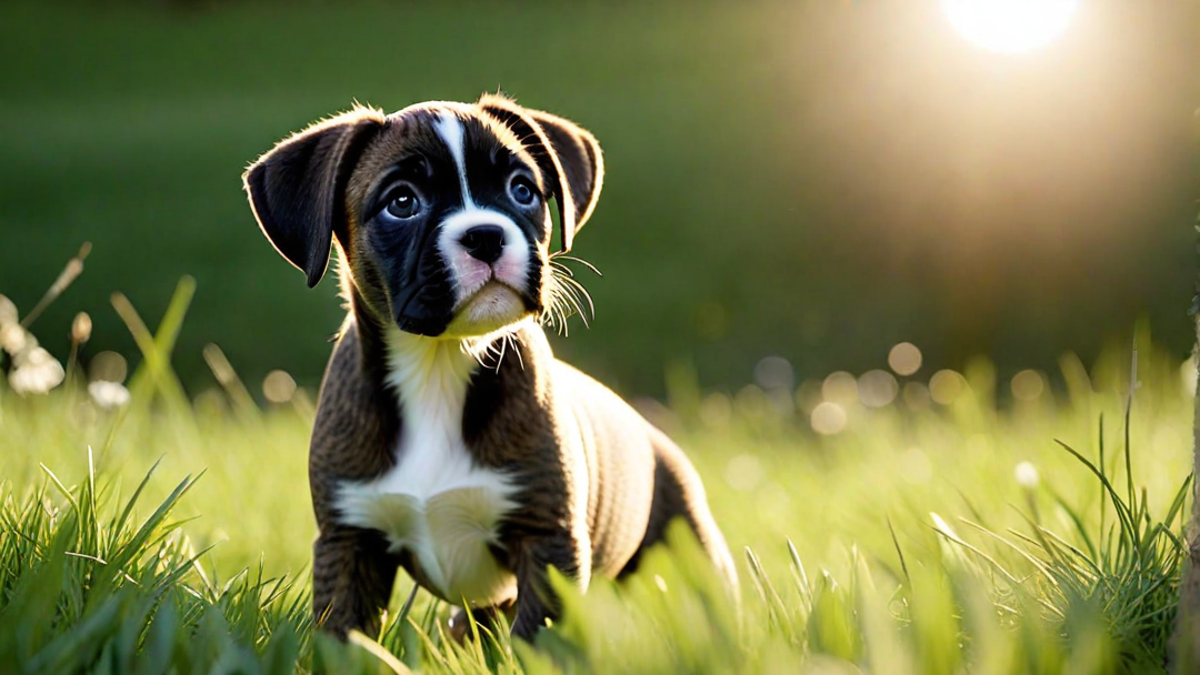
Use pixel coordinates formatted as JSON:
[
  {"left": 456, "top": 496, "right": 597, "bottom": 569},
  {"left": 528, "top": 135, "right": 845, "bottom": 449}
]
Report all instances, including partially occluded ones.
[
  {"left": 243, "top": 107, "right": 385, "bottom": 287},
  {"left": 478, "top": 95, "right": 604, "bottom": 253}
]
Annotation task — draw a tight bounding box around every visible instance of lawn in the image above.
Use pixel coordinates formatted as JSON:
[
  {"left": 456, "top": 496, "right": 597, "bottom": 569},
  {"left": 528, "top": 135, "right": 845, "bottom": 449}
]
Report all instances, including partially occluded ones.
[{"left": 0, "top": 285, "right": 1194, "bottom": 674}]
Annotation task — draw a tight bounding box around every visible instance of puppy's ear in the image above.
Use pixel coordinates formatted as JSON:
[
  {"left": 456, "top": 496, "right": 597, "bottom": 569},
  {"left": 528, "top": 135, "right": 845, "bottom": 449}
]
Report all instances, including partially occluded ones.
[
  {"left": 243, "top": 107, "right": 384, "bottom": 287},
  {"left": 479, "top": 95, "right": 604, "bottom": 253}
]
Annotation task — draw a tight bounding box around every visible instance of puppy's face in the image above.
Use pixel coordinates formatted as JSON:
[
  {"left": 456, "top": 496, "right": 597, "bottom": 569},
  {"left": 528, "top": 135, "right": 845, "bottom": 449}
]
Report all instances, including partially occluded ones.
[
  {"left": 345, "top": 105, "right": 550, "bottom": 338},
  {"left": 243, "top": 96, "right": 603, "bottom": 339}
]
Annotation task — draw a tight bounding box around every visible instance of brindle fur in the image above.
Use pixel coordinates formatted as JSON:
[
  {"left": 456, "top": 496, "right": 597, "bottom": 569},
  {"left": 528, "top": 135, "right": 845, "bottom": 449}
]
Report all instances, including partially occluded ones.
[{"left": 244, "top": 95, "right": 737, "bottom": 641}]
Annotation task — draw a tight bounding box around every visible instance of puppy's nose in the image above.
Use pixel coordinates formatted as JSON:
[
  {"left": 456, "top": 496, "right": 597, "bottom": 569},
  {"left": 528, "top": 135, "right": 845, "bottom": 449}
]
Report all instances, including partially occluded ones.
[{"left": 460, "top": 225, "right": 506, "bottom": 264}]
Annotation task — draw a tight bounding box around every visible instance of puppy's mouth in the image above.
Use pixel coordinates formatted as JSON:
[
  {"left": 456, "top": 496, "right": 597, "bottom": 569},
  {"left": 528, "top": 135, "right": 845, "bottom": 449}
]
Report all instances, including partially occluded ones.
[
  {"left": 452, "top": 256, "right": 543, "bottom": 315},
  {"left": 452, "top": 272, "right": 524, "bottom": 311},
  {"left": 389, "top": 259, "right": 543, "bottom": 339},
  {"left": 442, "top": 280, "right": 536, "bottom": 338}
]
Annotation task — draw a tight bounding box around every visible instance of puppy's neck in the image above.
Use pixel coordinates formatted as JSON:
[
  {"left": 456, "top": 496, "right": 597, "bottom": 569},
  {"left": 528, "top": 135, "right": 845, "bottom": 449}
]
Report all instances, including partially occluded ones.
[
  {"left": 383, "top": 329, "right": 478, "bottom": 416},
  {"left": 380, "top": 321, "right": 534, "bottom": 419}
]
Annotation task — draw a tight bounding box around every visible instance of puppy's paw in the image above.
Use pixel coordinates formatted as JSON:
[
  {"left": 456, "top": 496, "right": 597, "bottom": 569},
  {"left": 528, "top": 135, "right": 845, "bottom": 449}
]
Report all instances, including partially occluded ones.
[
  {"left": 447, "top": 603, "right": 512, "bottom": 644},
  {"left": 447, "top": 608, "right": 473, "bottom": 645}
]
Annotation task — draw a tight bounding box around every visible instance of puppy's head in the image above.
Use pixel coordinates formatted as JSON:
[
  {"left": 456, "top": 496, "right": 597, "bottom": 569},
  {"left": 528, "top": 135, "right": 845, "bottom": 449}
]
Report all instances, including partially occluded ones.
[{"left": 243, "top": 95, "right": 602, "bottom": 339}]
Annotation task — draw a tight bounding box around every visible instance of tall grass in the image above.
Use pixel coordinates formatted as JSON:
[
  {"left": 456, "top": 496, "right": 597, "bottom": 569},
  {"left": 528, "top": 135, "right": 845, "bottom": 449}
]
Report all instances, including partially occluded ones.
[
  {"left": 0, "top": 278, "right": 1194, "bottom": 673},
  {"left": 1, "top": 421, "right": 1186, "bottom": 674}
]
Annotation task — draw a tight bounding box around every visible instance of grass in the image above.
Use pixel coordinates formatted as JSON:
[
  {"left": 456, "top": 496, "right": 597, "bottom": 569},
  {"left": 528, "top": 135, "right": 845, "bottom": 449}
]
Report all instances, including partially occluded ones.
[{"left": 0, "top": 282, "right": 1195, "bottom": 673}]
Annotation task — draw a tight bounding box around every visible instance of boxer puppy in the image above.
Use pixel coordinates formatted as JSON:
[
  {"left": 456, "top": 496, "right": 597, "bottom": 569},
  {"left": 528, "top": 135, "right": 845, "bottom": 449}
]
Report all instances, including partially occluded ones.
[{"left": 243, "top": 94, "right": 737, "bottom": 640}]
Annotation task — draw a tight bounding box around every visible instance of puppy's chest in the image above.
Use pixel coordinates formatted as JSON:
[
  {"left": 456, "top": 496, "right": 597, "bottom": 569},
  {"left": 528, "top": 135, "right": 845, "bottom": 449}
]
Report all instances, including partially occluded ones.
[{"left": 334, "top": 337, "right": 518, "bottom": 605}]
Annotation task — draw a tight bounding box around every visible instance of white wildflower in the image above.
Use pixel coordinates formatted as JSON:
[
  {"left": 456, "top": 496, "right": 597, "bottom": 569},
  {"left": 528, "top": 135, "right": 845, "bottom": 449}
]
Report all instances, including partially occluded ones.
[
  {"left": 0, "top": 295, "right": 17, "bottom": 327},
  {"left": 0, "top": 324, "right": 28, "bottom": 355},
  {"left": 8, "top": 346, "right": 65, "bottom": 395},
  {"left": 1014, "top": 461, "right": 1040, "bottom": 489},
  {"left": 88, "top": 380, "right": 131, "bottom": 410}
]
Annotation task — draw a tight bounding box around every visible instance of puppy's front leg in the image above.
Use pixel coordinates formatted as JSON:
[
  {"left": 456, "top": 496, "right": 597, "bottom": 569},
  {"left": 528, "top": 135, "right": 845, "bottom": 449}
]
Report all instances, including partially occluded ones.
[
  {"left": 510, "top": 531, "right": 591, "bottom": 641},
  {"left": 313, "top": 525, "right": 398, "bottom": 639}
]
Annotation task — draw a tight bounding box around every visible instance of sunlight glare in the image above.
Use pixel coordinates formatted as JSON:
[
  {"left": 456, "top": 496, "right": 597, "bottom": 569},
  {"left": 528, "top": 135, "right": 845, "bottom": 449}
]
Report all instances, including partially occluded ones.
[{"left": 942, "top": 0, "right": 1081, "bottom": 54}]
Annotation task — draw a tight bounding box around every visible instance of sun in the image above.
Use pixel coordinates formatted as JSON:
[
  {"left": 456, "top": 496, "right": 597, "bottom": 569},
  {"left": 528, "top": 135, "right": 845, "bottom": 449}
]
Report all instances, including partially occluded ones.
[{"left": 942, "top": 0, "right": 1081, "bottom": 54}]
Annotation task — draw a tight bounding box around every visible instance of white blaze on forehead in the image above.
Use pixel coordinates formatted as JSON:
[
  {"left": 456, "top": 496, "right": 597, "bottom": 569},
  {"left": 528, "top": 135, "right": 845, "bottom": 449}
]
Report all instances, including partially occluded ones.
[
  {"left": 431, "top": 108, "right": 533, "bottom": 330},
  {"left": 434, "top": 112, "right": 475, "bottom": 209}
]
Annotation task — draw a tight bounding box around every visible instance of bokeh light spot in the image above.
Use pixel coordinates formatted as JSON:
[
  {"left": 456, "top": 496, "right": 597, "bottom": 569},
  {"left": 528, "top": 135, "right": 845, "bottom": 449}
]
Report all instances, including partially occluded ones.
[
  {"left": 810, "top": 401, "right": 848, "bottom": 435},
  {"left": 822, "top": 371, "right": 859, "bottom": 405},
  {"left": 1010, "top": 369, "right": 1045, "bottom": 401},
  {"left": 263, "top": 369, "right": 297, "bottom": 404},
  {"left": 858, "top": 369, "right": 899, "bottom": 408},
  {"left": 929, "top": 369, "right": 967, "bottom": 405},
  {"left": 888, "top": 342, "right": 923, "bottom": 376},
  {"left": 754, "top": 355, "right": 795, "bottom": 391},
  {"left": 735, "top": 385, "right": 770, "bottom": 418}
]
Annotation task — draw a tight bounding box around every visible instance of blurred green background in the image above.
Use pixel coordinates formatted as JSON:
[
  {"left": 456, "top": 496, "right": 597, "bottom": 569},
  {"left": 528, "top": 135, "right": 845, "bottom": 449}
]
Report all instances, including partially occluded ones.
[{"left": 1, "top": 0, "right": 1196, "bottom": 398}]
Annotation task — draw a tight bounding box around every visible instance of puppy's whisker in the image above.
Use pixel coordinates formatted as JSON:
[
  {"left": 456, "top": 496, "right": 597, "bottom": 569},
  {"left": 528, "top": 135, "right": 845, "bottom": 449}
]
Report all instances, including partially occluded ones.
[
  {"left": 549, "top": 253, "right": 602, "bottom": 277},
  {"left": 542, "top": 273, "right": 583, "bottom": 336},
  {"left": 541, "top": 290, "right": 569, "bottom": 336},
  {"left": 552, "top": 258, "right": 595, "bottom": 301},
  {"left": 555, "top": 281, "right": 583, "bottom": 318},
  {"left": 490, "top": 335, "right": 507, "bottom": 371},
  {"left": 540, "top": 280, "right": 565, "bottom": 334},
  {"left": 549, "top": 261, "right": 575, "bottom": 279},
  {"left": 460, "top": 336, "right": 490, "bottom": 368},
  {"left": 563, "top": 293, "right": 589, "bottom": 330},
  {"left": 470, "top": 348, "right": 488, "bottom": 369},
  {"left": 558, "top": 274, "right": 590, "bottom": 307},
  {"left": 509, "top": 333, "right": 525, "bottom": 371},
  {"left": 555, "top": 274, "right": 594, "bottom": 323}
]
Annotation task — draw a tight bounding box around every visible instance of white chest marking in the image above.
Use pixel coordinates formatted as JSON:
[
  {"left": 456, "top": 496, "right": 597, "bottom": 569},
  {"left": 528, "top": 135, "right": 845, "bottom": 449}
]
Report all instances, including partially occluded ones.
[{"left": 335, "top": 329, "right": 517, "bottom": 605}]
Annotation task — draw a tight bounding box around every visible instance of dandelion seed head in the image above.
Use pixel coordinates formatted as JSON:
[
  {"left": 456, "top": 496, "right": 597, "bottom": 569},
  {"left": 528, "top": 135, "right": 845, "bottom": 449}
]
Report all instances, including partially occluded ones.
[{"left": 1014, "top": 461, "right": 1040, "bottom": 489}]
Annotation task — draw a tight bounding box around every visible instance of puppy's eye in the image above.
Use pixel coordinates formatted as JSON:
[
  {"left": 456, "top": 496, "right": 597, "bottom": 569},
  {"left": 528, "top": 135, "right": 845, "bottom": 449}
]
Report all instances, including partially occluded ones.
[
  {"left": 509, "top": 177, "right": 538, "bottom": 207},
  {"left": 383, "top": 186, "right": 421, "bottom": 220}
]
